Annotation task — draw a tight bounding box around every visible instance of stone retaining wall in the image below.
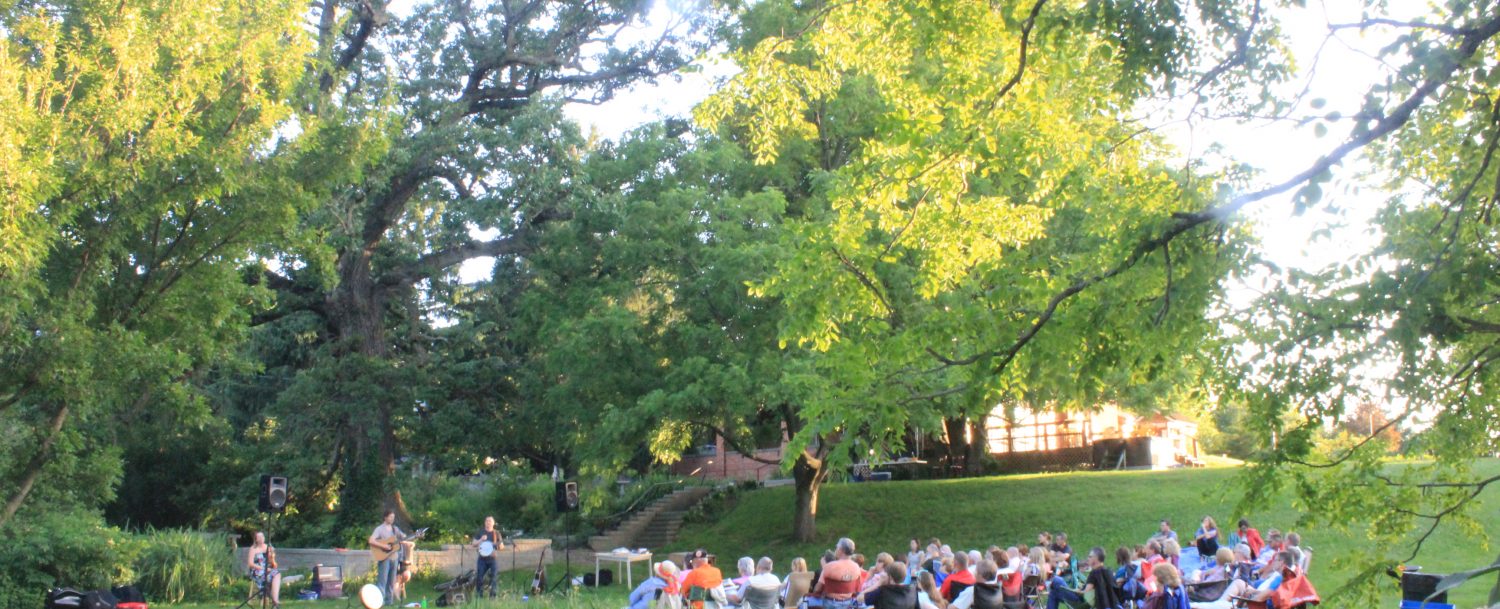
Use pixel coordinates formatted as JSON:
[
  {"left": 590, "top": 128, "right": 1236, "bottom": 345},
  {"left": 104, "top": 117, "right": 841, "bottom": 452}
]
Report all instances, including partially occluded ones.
[{"left": 236, "top": 539, "right": 552, "bottom": 579}]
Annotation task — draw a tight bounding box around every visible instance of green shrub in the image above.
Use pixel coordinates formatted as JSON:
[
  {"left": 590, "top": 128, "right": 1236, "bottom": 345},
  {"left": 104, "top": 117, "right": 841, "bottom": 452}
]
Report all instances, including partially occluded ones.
[
  {"left": 132, "top": 529, "right": 239, "bottom": 603},
  {"left": 0, "top": 507, "right": 140, "bottom": 608}
]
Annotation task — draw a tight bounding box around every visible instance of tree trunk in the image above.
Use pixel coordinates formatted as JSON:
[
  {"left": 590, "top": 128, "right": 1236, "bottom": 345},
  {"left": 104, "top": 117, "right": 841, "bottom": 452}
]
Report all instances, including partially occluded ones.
[
  {"left": 0, "top": 403, "right": 69, "bottom": 528},
  {"left": 791, "top": 453, "right": 826, "bottom": 542},
  {"left": 329, "top": 249, "right": 409, "bottom": 523},
  {"left": 943, "top": 417, "right": 966, "bottom": 476},
  {"left": 967, "top": 418, "right": 987, "bottom": 475}
]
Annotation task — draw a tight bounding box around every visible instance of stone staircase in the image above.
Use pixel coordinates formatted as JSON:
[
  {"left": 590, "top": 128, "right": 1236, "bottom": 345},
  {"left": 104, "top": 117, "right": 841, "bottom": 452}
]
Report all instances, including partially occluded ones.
[{"left": 589, "top": 486, "right": 713, "bottom": 552}]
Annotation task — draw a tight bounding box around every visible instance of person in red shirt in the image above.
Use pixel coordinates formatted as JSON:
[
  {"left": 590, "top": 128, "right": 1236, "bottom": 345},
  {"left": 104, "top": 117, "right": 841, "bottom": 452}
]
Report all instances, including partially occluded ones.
[
  {"left": 814, "top": 538, "right": 868, "bottom": 608},
  {"left": 1237, "top": 518, "right": 1266, "bottom": 558},
  {"left": 938, "top": 551, "right": 975, "bottom": 601},
  {"left": 681, "top": 549, "right": 725, "bottom": 609}
]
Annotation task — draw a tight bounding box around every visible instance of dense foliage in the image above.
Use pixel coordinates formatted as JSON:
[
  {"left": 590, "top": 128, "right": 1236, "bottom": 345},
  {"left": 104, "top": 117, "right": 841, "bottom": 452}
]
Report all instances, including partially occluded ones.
[{"left": 4, "top": 0, "right": 1500, "bottom": 604}]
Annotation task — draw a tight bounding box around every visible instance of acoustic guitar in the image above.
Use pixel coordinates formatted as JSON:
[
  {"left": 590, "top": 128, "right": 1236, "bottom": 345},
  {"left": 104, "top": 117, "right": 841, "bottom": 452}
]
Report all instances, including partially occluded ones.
[{"left": 369, "top": 528, "right": 427, "bottom": 562}]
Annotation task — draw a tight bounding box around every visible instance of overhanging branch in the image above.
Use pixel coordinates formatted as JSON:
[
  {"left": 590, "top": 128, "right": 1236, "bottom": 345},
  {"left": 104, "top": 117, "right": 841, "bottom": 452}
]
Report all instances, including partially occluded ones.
[{"left": 925, "top": 10, "right": 1500, "bottom": 379}]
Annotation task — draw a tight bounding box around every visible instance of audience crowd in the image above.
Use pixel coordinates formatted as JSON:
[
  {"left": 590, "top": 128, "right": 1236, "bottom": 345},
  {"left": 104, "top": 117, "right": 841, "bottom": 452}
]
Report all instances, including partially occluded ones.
[{"left": 625, "top": 516, "right": 1318, "bottom": 609}]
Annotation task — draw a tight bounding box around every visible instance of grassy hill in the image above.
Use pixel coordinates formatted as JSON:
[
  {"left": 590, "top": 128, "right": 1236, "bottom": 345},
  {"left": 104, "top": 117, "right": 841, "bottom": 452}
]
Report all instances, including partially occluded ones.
[{"left": 671, "top": 461, "right": 1500, "bottom": 609}]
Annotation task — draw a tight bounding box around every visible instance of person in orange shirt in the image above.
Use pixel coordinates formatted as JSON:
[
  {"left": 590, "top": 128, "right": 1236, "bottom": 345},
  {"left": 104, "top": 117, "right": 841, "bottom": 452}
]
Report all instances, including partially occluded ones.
[{"left": 681, "top": 549, "right": 726, "bottom": 609}]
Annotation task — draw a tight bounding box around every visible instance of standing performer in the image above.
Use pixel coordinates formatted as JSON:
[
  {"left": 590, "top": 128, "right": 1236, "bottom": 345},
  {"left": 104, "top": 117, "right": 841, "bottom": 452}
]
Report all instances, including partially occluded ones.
[
  {"left": 368, "top": 511, "right": 404, "bottom": 606},
  {"left": 471, "top": 516, "right": 504, "bottom": 599},
  {"left": 247, "top": 531, "right": 282, "bottom": 608}
]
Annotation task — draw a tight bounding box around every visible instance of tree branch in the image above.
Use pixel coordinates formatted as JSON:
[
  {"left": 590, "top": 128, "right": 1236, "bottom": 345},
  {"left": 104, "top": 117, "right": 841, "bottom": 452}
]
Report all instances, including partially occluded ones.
[
  {"left": 686, "top": 421, "right": 782, "bottom": 466},
  {"left": 925, "top": 10, "right": 1500, "bottom": 378},
  {"left": 0, "top": 403, "right": 69, "bottom": 528},
  {"left": 378, "top": 209, "right": 570, "bottom": 288},
  {"left": 321, "top": 0, "right": 388, "bottom": 93}
]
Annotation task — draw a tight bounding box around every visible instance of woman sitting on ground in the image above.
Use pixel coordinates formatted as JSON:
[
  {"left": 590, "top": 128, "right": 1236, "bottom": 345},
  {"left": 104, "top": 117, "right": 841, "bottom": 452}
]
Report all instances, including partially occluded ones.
[{"left": 1194, "top": 517, "right": 1220, "bottom": 560}]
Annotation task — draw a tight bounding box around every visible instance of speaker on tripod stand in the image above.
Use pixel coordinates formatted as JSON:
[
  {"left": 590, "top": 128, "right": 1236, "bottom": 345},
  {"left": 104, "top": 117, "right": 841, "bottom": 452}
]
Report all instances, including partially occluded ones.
[{"left": 548, "top": 481, "right": 580, "bottom": 592}]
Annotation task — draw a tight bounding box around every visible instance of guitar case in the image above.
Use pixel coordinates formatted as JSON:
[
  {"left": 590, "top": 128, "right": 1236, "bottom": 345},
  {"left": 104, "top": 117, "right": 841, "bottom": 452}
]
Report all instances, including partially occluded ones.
[{"left": 46, "top": 588, "right": 86, "bottom": 609}]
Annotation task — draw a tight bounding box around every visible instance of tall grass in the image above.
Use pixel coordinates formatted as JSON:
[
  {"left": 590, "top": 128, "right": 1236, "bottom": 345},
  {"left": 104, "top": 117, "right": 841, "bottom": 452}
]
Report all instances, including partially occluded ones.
[{"left": 133, "top": 529, "right": 240, "bottom": 604}]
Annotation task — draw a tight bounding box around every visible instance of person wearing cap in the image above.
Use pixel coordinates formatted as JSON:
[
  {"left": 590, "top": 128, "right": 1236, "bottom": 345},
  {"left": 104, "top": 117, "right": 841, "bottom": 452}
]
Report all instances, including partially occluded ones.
[{"left": 682, "top": 549, "right": 726, "bottom": 609}]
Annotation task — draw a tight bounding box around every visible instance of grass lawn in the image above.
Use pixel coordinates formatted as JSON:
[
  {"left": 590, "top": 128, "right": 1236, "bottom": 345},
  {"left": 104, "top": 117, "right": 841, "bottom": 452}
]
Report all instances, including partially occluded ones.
[{"left": 667, "top": 460, "right": 1500, "bottom": 609}]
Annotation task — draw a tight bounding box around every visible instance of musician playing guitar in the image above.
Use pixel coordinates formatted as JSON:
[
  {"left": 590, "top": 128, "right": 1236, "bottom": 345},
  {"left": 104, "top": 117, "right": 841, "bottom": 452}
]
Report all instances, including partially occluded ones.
[
  {"left": 368, "top": 511, "right": 404, "bottom": 606},
  {"left": 470, "top": 516, "right": 504, "bottom": 599}
]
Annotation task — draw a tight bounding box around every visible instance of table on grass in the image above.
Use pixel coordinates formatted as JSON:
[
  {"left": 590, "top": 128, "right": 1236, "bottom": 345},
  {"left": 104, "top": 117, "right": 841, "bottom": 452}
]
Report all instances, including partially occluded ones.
[{"left": 595, "top": 551, "right": 652, "bottom": 589}]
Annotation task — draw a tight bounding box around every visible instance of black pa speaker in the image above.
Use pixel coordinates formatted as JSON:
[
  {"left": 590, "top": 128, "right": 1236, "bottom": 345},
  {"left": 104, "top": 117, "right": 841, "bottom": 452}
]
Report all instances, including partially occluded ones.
[
  {"left": 259, "top": 475, "right": 288, "bottom": 513},
  {"left": 554, "top": 481, "right": 579, "bottom": 512}
]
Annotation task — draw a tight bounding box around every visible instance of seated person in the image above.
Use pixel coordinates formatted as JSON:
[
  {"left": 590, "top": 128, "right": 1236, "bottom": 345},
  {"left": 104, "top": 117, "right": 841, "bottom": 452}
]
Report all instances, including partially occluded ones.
[
  {"left": 1022, "top": 547, "right": 1050, "bottom": 582},
  {"left": 782, "top": 558, "right": 814, "bottom": 609},
  {"left": 1162, "top": 539, "right": 1182, "bottom": 569},
  {"left": 938, "top": 552, "right": 974, "bottom": 602},
  {"left": 948, "top": 560, "right": 1001, "bottom": 609},
  {"left": 1049, "top": 534, "right": 1073, "bottom": 569},
  {"left": 1113, "top": 546, "right": 1139, "bottom": 596},
  {"left": 1189, "top": 551, "right": 1293, "bottom": 609},
  {"left": 682, "top": 549, "right": 727, "bottom": 609},
  {"left": 1284, "top": 533, "right": 1309, "bottom": 572},
  {"left": 1190, "top": 548, "right": 1235, "bottom": 584},
  {"left": 1234, "top": 519, "right": 1265, "bottom": 558},
  {"left": 1145, "top": 563, "right": 1190, "bottom": 609},
  {"left": 630, "top": 560, "right": 678, "bottom": 609},
  {"left": 741, "top": 558, "right": 782, "bottom": 609},
  {"left": 1151, "top": 520, "right": 1179, "bottom": 546},
  {"left": 1047, "top": 547, "right": 1120, "bottom": 609},
  {"left": 1254, "top": 532, "right": 1282, "bottom": 572},
  {"left": 728, "top": 556, "right": 755, "bottom": 605},
  {"left": 873, "top": 562, "right": 920, "bottom": 609},
  {"left": 812, "top": 538, "right": 865, "bottom": 609},
  {"left": 999, "top": 548, "right": 1024, "bottom": 599},
  {"left": 862, "top": 553, "right": 896, "bottom": 598},
  {"left": 246, "top": 532, "right": 281, "bottom": 607},
  {"left": 1227, "top": 545, "right": 1257, "bottom": 583},
  {"left": 915, "top": 572, "right": 945, "bottom": 609}
]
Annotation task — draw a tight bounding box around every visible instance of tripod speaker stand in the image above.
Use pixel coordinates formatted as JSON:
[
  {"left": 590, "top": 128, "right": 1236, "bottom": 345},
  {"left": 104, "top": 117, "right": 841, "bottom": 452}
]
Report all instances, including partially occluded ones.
[
  {"left": 547, "top": 483, "right": 580, "bottom": 594},
  {"left": 547, "top": 521, "right": 576, "bottom": 593}
]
